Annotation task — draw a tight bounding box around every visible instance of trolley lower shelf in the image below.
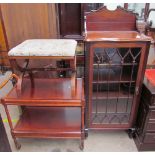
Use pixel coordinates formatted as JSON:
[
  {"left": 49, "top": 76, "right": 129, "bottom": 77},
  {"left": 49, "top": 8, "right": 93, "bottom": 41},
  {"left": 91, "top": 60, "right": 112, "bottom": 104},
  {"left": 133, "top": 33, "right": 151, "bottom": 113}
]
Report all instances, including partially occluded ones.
[{"left": 13, "top": 107, "right": 81, "bottom": 138}]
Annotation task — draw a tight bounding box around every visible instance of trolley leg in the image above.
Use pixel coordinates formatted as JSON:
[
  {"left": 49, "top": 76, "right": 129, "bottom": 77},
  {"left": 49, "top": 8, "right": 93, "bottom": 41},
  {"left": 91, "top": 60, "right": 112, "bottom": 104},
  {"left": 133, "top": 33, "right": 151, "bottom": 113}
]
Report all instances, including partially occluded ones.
[
  {"left": 11, "top": 132, "right": 21, "bottom": 150},
  {"left": 80, "top": 136, "right": 84, "bottom": 151},
  {"left": 3, "top": 104, "right": 21, "bottom": 149}
]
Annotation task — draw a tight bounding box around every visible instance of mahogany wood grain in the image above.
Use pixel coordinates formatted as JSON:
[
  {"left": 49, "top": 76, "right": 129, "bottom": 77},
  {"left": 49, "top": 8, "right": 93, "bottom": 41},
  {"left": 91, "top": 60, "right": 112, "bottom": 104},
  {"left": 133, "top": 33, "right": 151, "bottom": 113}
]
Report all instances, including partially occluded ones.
[
  {"left": 0, "top": 5, "right": 9, "bottom": 66},
  {"left": 0, "top": 52, "right": 10, "bottom": 66},
  {"left": 0, "top": 17, "right": 7, "bottom": 51},
  {"left": 58, "top": 4, "right": 83, "bottom": 39},
  {"left": 13, "top": 107, "right": 81, "bottom": 138},
  {"left": 1, "top": 77, "right": 85, "bottom": 150},
  {"left": 85, "top": 6, "right": 137, "bottom": 32},
  {"left": 84, "top": 31, "right": 151, "bottom": 42},
  {"left": 2, "top": 78, "right": 84, "bottom": 106},
  {"left": 70, "top": 57, "right": 77, "bottom": 96},
  {"left": 0, "top": 4, "right": 59, "bottom": 69},
  {"left": 129, "top": 42, "right": 150, "bottom": 126},
  {"left": 1, "top": 4, "right": 58, "bottom": 49},
  {"left": 84, "top": 6, "right": 151, "bottom": 130}
]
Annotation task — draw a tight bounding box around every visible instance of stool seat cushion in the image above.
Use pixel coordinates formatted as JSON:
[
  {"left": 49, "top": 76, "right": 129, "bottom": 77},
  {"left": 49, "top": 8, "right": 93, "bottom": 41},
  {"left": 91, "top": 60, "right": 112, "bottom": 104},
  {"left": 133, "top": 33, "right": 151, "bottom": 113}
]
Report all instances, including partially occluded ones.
[{"left": 8, "top": 39, "right": 77, "bottom": 57}]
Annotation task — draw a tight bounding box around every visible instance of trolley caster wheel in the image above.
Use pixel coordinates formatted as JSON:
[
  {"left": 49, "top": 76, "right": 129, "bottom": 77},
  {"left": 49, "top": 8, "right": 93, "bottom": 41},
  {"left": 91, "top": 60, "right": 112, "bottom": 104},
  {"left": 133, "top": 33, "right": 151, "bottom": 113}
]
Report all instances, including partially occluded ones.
[
  {"left": 84, "top": 129, "right": 88, "bottom": 139},
  {"left": 79, "top": 144, "right": 84, "bottom": 151},
  {"left": 79, "top": 140, "right": 84, "bottom": 151},
  {"left": 13, "top": 137, "right": 21, "bottom": 150},
  {"left": 16, "top": 143, "right": 21, "bottom": 150}
]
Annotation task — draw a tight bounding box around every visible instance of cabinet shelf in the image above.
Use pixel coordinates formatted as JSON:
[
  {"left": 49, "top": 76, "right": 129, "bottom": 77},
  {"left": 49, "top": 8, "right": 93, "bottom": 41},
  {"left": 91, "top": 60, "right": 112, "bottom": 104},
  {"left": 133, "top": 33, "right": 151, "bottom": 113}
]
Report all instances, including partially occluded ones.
[
  {"left": 13, "top": 107, "right": 81, "bottom": 138},
  {"left": 93, "top": 80, "right": 136, "bottom": 84},
  {"left": 93, "top": 63, "right": 138, "bottom": 66},
  {"left": 93, "top": 67, "right": 137, "bottom": 83},
  {"left": 92, "top": 90, "right": 134, "bottom": 99}
]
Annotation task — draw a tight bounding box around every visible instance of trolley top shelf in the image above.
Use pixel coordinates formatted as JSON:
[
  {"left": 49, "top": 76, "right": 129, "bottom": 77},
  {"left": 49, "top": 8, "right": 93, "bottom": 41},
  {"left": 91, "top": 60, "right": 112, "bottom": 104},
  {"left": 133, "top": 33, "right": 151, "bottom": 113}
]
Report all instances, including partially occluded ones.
[{"left": 1, "top": 78, "right": 84, "bottom": 106}]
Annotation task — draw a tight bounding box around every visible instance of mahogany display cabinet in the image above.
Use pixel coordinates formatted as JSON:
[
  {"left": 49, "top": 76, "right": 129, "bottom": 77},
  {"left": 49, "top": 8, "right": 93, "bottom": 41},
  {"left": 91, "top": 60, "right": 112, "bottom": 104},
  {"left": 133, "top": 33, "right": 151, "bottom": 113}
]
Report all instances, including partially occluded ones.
[{"left": 84, "top": 6, "right": 151, "bottom": 132}]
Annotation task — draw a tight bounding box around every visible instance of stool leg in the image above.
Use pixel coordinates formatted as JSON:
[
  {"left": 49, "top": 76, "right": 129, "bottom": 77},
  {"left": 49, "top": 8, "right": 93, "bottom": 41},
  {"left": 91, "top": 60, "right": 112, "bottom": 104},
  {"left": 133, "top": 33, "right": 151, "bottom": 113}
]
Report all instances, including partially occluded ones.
[
  {"left": 70, "top": 57, "right": 77, "bottom": 96},
  {"left": 9, "top": 59, "right": 29, "bottom": 74},
  {"left": 10, "top": 59, "right": 30, "bottom": 96},
  {"left": 71, "top": 71, "right": 76, "bottom": 95},
  {"left": 28, "top": 71, "right": 34, "bottom": 88}
]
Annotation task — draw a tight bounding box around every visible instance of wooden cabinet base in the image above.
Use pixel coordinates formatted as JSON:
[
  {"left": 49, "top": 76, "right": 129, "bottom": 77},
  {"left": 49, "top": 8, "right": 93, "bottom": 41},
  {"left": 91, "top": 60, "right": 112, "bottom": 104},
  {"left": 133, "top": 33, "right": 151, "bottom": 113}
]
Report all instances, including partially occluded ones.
[
  {"left": 134, "top": 133, "right": 155, "bottom": 151},
  {"left": 134, "top": 76, "right": 155, "bottom": 151}
]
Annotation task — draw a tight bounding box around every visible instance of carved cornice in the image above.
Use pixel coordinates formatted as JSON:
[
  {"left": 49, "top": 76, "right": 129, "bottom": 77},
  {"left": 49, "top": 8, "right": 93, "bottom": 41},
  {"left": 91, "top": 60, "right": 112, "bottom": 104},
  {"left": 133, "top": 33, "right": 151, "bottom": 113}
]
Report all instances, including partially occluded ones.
[{"left": 86, "top": 5, "right": 138, "bottom": 18}]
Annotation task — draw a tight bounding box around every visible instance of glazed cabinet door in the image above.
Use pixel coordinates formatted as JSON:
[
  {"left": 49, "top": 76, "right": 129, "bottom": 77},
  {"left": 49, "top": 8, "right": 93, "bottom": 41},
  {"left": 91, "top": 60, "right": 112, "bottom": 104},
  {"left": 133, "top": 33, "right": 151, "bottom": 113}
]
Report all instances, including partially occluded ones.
[{"left": 86, "top": 42, "right": 150, "bottom": 129}]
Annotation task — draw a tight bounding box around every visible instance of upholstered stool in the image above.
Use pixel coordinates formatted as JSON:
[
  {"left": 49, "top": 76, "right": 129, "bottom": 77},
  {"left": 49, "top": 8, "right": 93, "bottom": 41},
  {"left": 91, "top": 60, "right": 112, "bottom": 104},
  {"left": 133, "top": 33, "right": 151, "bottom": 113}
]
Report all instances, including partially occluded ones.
[{"left": 8, "top": 39, "right": 77, "bottom": 95}]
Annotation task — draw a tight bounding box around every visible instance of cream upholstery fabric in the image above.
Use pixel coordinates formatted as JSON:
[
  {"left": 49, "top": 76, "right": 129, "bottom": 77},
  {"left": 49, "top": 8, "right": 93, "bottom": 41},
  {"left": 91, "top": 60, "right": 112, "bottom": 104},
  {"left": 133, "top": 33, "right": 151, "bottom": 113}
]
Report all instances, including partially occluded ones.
[{"left": 8, "top": 39, "right": 77, "bottom": 57}]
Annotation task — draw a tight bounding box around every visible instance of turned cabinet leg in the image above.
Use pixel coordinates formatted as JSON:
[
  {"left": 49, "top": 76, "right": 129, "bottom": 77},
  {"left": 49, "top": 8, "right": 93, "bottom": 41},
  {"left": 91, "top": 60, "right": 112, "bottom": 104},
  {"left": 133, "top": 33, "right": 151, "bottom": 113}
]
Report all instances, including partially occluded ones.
[
  {"left": 70, "top": 57, "right": 77, "bottom": 96},
  {"left": 84, "top": 128, "right": 88, "bottom": 139},
  {"left": 80, "top": 129, "right": 85, "bottom": 151},
  {"left": 127, "top": 128, "right": 136, "bottom": 139}
]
